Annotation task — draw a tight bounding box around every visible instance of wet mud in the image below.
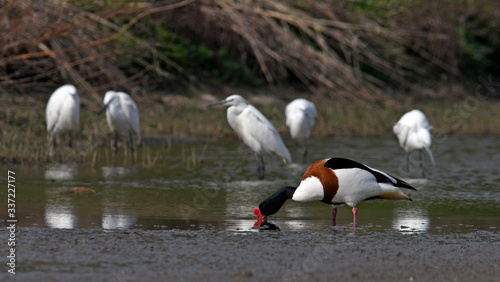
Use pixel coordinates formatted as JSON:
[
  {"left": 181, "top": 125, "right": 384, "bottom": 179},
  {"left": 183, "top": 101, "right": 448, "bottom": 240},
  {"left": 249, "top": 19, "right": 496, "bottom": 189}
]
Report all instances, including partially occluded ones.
[{"left": 2, "top": 227, "right": 499, "bottom": 281}]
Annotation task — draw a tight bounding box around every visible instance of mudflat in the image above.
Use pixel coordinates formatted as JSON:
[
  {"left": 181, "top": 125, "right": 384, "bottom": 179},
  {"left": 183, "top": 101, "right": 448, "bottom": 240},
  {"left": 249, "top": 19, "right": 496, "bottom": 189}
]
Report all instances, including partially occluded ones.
[{"left": 3, "top": 227, "right": 499, "bottom": 281}]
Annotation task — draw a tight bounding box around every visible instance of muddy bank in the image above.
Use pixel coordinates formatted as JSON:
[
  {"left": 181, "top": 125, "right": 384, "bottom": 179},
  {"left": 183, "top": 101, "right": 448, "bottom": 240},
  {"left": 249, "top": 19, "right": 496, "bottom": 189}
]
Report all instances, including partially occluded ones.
[{"left": 1, "top": 227, "right": 498, "bottom": 281}]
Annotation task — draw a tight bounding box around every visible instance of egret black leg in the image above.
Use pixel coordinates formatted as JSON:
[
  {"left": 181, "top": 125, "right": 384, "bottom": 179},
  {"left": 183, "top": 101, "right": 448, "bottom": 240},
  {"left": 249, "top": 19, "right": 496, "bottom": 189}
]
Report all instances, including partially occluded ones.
[
  {"left": 256, "top": 154, "right": 265, "bottom": 180},
  {"left": 113, "top": 132, "right": 118, "bottom": 162},
  {"left": 68, "top": 132, "right": 73, "bottom": 148},
  {"left": 293, "top": 141, "right": 298, "bottom": 161},
  {"left": 53, "top": 136, "right": 57, "bottom": 149},
  {"left": 419, "top": 150, "right": 426, "bottom": 178},
  {"left": 302, "top": 140, "right": 308, "bottom": 163},
  {"left": 406, "top": 152, "right": 410, "bottom": 173},
  {"left": 129, "top": 132, "right": 135, "bottom": 165}
]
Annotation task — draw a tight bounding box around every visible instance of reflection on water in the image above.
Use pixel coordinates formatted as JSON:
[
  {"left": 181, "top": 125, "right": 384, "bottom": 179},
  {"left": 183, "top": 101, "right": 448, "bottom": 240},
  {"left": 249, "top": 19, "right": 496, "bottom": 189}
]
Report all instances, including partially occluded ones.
[
  {"left": 101, "top": 166, "right": 136, "bottom": 179},
  {"left": 392, "top": 205, "right": 430, "bottom": 233},
  {"left": 102, "top": 214, "right": 136, "bottom": 229},
  {"left": 43, "top": 185, "right": 138, "bottom": 230},
  {"left": 44, "top": 164, "right": 78, "bottom": 181},
  {"left": 45, "top": 211, "right": 77, "bottom": 229},
  {"left": 2, "top": 135, "right": 500, "bottom": 233},
  {"left": 101, "top": 192, "right": 137, "bottom": 229},
  {"left": 224, "top": 181, "right": 268, "bottom": 220},
  {"left": 45, "top": 190, "right": 77, "bottom": 229}
]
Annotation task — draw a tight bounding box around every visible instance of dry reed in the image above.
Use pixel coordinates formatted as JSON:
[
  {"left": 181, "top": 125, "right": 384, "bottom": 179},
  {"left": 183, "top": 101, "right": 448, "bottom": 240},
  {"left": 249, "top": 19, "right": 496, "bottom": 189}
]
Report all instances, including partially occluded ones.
[{"left": 2, "top": 0, "right": 498, "bottom": 109}]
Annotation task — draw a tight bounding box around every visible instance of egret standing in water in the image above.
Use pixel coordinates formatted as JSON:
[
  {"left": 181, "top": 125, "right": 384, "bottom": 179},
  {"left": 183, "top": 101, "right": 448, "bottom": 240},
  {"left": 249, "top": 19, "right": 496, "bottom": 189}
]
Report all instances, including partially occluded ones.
[
  {"left": 46, "top": 84, "right": 80, "bottom": 148},
  {"left": 98, "top": 91, "right": 141, "bottom": 164},
  {"left": 393, "top": 109, "right": 435, "bottom": 176},
  {"left": 285, "top": 98, "right": 317, "bottom": 162},
  {"left": 207, "top": 94, "right": 291, "bottom": 179}
]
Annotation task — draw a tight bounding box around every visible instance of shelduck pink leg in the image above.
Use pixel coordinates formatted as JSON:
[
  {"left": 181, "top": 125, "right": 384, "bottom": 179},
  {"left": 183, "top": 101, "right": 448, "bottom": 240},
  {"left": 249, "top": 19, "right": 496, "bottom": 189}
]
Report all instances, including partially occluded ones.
[{"left": 352, "top": 206, "right": 358, "bottom": 226}]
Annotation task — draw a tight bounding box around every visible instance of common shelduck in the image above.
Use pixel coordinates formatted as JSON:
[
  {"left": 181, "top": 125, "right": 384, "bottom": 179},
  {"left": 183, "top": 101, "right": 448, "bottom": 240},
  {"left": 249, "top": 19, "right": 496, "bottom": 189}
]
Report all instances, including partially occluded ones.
[
  {"left": 285, "top": 98, "right": 317, "bottom": 162},
  {"left": 393, "top": 109, "right": 435, "bottom": 175},
  {"left": 207, "top": 94, "right": 291, "bottom": 179},
  {"left": 254, "top": 158, "right": 417, "bottom": 226}
]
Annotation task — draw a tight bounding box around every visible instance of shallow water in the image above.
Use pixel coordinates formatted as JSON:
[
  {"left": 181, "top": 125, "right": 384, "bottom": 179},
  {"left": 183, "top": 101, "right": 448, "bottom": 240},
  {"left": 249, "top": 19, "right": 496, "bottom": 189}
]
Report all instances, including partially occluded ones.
[{"left": 1, "top": 135, "right": 499, "bottom": 234}]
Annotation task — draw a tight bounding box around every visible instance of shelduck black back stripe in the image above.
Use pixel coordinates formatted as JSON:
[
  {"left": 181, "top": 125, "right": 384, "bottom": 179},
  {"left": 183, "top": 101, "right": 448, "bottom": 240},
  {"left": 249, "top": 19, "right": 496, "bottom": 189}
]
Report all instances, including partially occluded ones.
[{"left": 324, "top": 158, "right": 416, "bottom": 190}]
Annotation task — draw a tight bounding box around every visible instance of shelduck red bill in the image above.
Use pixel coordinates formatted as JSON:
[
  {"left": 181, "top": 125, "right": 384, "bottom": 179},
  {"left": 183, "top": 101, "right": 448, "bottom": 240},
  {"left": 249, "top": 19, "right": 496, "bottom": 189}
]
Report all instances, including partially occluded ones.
[{"left": 254, "top": 207, "right": 264, "bottom": 219}]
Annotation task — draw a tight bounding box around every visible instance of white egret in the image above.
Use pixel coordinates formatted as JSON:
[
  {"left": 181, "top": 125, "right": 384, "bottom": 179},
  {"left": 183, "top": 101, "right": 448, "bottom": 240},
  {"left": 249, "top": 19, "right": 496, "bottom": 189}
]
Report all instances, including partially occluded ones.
[
  {"left": 393, "top": 109, "right": 435, "bottom": 175},
  {"left": 98, "top": 91, "right": 141, "bottom": 164},
  {"left": 285, "top": 98, "right": 317, "bottom": 161},
  {"left": 46, "top": 84, "right": 80, "bottom": 148},
  {"left": 207, "top": 94, "right": 291, "bottom": 179}
]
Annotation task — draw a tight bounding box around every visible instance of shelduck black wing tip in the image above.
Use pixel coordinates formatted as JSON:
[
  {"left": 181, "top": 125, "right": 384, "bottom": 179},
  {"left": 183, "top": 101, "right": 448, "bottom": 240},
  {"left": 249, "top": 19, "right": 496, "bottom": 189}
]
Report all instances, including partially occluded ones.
[
  {"left": 323, "top": 157, "right": 366, "bottom": 170},
  {"left": 324, "top": 157, "right": 418, "bottom": 191},
  {"left": 397, "top": 178, "right": 418, "bottom": 191}
]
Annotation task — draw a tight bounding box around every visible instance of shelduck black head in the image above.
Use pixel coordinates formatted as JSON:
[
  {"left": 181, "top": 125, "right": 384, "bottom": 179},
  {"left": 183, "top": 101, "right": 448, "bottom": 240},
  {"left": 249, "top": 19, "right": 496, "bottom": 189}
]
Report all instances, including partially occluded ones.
[{"left": 254, "top": 186, "right": 296, "bottom": 219}]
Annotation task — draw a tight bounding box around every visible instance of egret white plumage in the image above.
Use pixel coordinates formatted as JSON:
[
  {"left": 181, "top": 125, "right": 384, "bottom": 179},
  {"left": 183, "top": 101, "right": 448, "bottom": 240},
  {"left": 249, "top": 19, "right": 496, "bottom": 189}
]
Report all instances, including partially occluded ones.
[
  {"left": 254, "top": 158, "right": 416, "bottom": 226},
  {"left": 285, "top": 98, "right": 317, "bottom": 161},
  {"left": 207, "top": 94, "right": 291, "bottom": 179},
  {"left": 45, "top": 84, "right": 80, "bottom": 148},
  {"left": 98, "top": 91, "right": 141, "bottom": 164},
  {"left": 393, "top": 109, "right": 435, "bottom": 175}
]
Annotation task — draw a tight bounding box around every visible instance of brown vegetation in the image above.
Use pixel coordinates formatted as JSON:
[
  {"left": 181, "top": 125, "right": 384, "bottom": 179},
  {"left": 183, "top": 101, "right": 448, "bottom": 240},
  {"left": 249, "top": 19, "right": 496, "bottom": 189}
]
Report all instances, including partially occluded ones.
[
  {"left": 2, "top": 0, "right": 499, "bottom": 108},
  {"left": 0, "top": 0, "right": 196, "bottom": 109}
]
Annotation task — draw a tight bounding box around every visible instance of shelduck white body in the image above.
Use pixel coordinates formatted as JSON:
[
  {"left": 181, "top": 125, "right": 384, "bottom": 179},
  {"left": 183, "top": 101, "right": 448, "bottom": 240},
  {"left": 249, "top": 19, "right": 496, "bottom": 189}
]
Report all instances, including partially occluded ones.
[
  {"left": 393, "top": 109, "right": 435, "bottom": 172},
  {"left": 285, "top": 98, "right": 317, "bottom": 161},
  {"left": 98, "top": 91, "right": 140, "bottom": 163},
  {"left": 46, "top": 84, "right": 80, "bottom": 147},
  {"left": 207, "top": 94, "right": 291, "bottom": 179},
  {"left": 255, "top": 158, "right": 416, "bottom": 225}
]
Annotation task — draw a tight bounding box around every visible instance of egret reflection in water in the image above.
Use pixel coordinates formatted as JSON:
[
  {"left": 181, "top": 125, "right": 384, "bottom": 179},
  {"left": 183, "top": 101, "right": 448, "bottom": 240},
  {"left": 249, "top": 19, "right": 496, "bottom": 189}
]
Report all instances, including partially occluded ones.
[
  {"left": 45, "top": 211, "right": 77, "bottom": 229},
  {"left": 44, "top": 164, "right": 78, "bottom": 181},
  {"left": 102, "top": 214, "right": 136, "bottom": 230},
  {"left": 392, "top": 205, "right": 430, "bottom": 233},
  {"left": 101, "top": 166, "right": 136, "bottom": 179},
  {"left": 44, "top": 192, "right": 77, "bottom": 229}
]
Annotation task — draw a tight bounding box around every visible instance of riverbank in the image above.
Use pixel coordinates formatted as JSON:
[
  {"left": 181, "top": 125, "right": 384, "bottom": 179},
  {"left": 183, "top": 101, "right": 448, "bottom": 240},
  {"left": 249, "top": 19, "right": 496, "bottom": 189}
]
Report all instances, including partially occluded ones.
[{"left": 1, "top": 86, "right": 500, "bottom": 164}]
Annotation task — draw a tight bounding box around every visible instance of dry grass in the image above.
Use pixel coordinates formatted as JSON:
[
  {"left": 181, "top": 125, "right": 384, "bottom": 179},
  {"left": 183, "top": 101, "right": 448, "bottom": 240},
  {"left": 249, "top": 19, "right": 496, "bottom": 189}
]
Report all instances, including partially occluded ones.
[{"left": 1, "top": 88, "right": 499, "bottom": 164}]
